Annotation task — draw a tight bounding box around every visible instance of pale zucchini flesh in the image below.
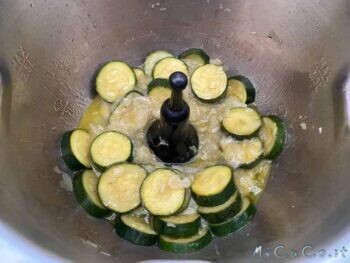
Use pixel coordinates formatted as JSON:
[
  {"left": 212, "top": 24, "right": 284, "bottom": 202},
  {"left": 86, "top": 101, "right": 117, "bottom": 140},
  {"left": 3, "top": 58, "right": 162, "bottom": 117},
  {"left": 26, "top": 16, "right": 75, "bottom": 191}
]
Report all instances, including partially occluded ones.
[
  {"left": 234, "top": 160, "right": 271, "bottom": 204},
  {"left": 122, "top": 214, "right": 157, "bottom": 235},
  {"left": 259, "top": 115, "right": 286, "bottom": 159},
  {"left": 178, "top": 48, "right": 210, "bottom": 71},
  {"left": 191, "top": 165, "right": 235, "bottom": 207},
  {"left": 141, "top": 169, "right": 188, "bottom": 216},
  {"left": 191, "top": 64, "right": 227, "bottom": 103},
  {"left": 220, "top": 137, "right": 264, "bottom": 169},
  {"left": 73, "top": 170, "right": 111, "bottom": 218},
  {"left": 147, "top": 78, "right": 172, "bottom": 102},
  {"left": 191, "top": 165, "right": 232, "bottom": 196},
  {"left": 90, "top": 131, "right": 132, "bottom": 169},
  {"left": 227, "top": 76, "right": 255, "bottom": 104},
  {"left": 96, "top": 61, "right": 136, "bottom": 103},
  {"left": 222, "top": 107, "right": 261, "bottom": 139},
  {"left": 69, "top": 129, "right": 91, "bottom": 168},
  {"left": 144, "top": 50, "right": 173, "bottom": 76},
  {"left": 152, "top": 213, "right": 201, "bottom": 237},
  {"left": 158, "top": 227, "right": 212, "bottom": 253},
  {"left": 152, "top": 57, "right": 189, "bottom": 79},
  {"left": 98, "top": 163, "right": 147, "bottom": 213},
  {"left": 227, "top": 79, "right": 247, "bottom": 103},
  {"left": 115, "top": 214, "right": 158, "bottom": 246}
]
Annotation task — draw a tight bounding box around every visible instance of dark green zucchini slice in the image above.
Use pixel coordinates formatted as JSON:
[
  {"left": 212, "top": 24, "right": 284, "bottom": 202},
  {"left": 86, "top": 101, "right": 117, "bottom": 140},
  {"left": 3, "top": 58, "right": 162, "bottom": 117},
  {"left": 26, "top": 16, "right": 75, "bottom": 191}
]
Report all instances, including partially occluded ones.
[
  {"left": 259, "top": 115, "right": 286, "bottom": 159},
  {"left": 61, "top": 129, "right": 91, "bottom": 171},
  {"left": 209, "top": 197, "right": 256, "bottom": 237},
  {"left": 96, "top": 61, "right": 136, "bottom": 103},
  {"left": 198, "top": 191, "right": 241, "bottom": 224},
  {"left": 73, "top": 170, "right": 111, "bottom": 218},
  {"left": 115, "top": 214, "right": 158, "bottom": 246},
  {"left": 191, "top": 165, "right": 235, "bottom": 207},
  {"left": 152, "top": 213, "right": 201, "bottom": 237},
  {"left": 221, "top": 107, "right": 262, "bottom": 140},
  {"left": 141, "top": 168, "right": 190, "bottom": 216},
  {"left": 97, "top": 163, "right": 147, "bottom": 213},
  {"left": 191, "top": 64, "right": 227, "bottom": 103},
  {"left": 89, "top": 131, "right": 133, "bottom": 171},
  {"left": 158, "top": 227, "right": 212, "bottom": 253},
  {"left": 227, "top": 76, "right": 256, "bottom": 104}
]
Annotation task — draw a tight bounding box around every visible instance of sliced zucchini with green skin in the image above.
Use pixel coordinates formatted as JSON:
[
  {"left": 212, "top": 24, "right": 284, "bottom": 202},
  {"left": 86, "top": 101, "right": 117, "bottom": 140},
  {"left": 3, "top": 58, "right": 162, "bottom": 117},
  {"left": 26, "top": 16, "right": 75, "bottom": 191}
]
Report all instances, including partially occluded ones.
[
  {"left": 198, "top": 191, "right": 241, "bottom": 224},
  {"left": 191, "top": 165, "right": 235, "bottom": 207},
  {"left": 220, "top": 137, "right": 264, "bottom": 169},
  {"left": 227, "top": 76, "right": 256, "bottom": 104},
  {"left": 115, "top": 214, "right": 158, "bottom": 246},
  {"left": 152, "top": 57, "right": 189, "bottom": 79},
  {"left": 147, "top": 78, "right": 171, "bottom": 101},
  {"left": 98, "top": 163, "right": 147, "bottom": 213},
  {"left": 209, "top": 197, "right": 256, "bottom": 237},
  {"left": 96, "top": 61, "right": 136, "bottom": 103},
  {"left": 152, "top": 213, "right": 201, "bottom": 238},
  {"left": 61, "top": 129, "right": 91, "bottom": 171},
  {"left": 144, "top": 50, "right": 173, "bottom": 76},
  {"left": 222, "top": 107, "right": 262, "bottom": 140},
  {"left": 259, "top": 115, "right": 286, "bottom": 159},
  {"left": 158, "top": 227, "right": 212, "bottom": 253},
  {"left": 178, "top": 48, "right": 210, "bottom": 70},
  {"left": 141, "top": 169, "right": 190, "bottom": 216},
  {"left": 90, "top": 131, "right": 133, "bottom": 171},
  {"left": 234, "top": 160, "right": 271, "bottom": 204},
  {"left": 73, "top": 170, "right": 111, "bottom": 218},
  {"left": 191, "top": 64, "right": 227, "bottom": 103}
]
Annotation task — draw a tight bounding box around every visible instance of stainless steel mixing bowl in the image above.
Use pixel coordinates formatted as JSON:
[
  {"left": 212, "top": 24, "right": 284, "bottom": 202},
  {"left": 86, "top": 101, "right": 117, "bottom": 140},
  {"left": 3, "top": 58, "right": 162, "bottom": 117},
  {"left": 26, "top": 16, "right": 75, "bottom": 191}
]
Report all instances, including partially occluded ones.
[{"left": 1, "top": 0, "right": 350, "bottom": 262}]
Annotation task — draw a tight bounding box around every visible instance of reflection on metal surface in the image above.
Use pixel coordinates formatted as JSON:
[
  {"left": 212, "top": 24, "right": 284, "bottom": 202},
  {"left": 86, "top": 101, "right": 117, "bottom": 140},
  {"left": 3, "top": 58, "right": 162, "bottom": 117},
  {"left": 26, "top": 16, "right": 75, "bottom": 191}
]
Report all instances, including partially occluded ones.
[{"left": 343, "top": 74, "right": 350, "bottom": 134}]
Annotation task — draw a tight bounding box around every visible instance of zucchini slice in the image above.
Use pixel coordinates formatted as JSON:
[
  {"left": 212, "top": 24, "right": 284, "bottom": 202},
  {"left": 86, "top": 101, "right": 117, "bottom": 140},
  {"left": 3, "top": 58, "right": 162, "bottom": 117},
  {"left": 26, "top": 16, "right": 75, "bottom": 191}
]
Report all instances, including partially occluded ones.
[
  {"left": 115, "top": 214, "right": 158, "bottom": 246},
  {"left": 220, "top": 137, "right": 264, "bottom": 169},
  {"left": 198, "top": 191, "right": 241, "bottom": 224},
  {"left": 144, "top": 50, "right": 173, "bottom": 76},
  {"left": 147, "top": 78, "right": 172, "bottom": 102},
  {"left": 221, "top": 107, "right": 262, "bottom": 140},
  {"left": 97, "top": 163, "right": 147, "bottom": 213},
  {"left": 96, "top": 61, "right": 136, "bottom": 103},
  {"left": 78, "top": 96, "right": 111, "bottom": 130},
  {"left": 152, "top": 213, "right": 201, "bottom": 238},
  {"left": 152, "top": 57, "right": 189, "bottom": 79},
  {"left": 90, "top": 131, "right": 133, "bottom": 171},
  {"left": 158, "top": 227, "right": 212, "bottom": 253},
  {"left": 133, "top": 68, "right": 148, "bottom": 88},
  {"left": 73, "top": 170, "right": 111, "bottom": 218},
  {"left": 234, "top": 160, "right": 271, "bottom": 204},
  {"left": 191, "top": 64, "right": 227, "bottom": 103},
  {"left": 191, "top": 165, "right": 235, "bottom": 207},
  {"left": 259, "top": 115, "right": 286, "bottom": 159},
  {"left": 178, "top": 48, "right": 210, "bottom": 70},
  {"left": 141, "top": 169, "right": 190, "bottom": 216},
  {"left": 108, "top": 91, "right": 150, "bottom": 133},
  {"left": 209, "top": 197, "right": 256, "bottom": 237},
  {"left": 61, "top": 129, "right": 91, "bottom": 171},
  {"left": 227, "top": 76, "right": 256, "bottom": 104}
]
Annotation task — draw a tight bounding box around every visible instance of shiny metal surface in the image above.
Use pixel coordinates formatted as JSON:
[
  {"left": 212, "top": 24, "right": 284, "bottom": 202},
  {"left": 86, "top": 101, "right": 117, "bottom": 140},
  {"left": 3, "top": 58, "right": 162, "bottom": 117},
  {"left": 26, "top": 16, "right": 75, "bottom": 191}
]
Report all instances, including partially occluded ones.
[{"left": 0, "top": 0, "right": 350, "bottom": 262}]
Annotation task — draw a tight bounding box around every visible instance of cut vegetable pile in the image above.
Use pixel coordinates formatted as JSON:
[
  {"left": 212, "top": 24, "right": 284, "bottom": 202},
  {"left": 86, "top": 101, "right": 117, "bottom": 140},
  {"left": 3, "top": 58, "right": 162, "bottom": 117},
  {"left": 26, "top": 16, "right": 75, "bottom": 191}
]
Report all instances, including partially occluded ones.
[{"left": 59, "top": 48, "right": 286, "bottom": 253}]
